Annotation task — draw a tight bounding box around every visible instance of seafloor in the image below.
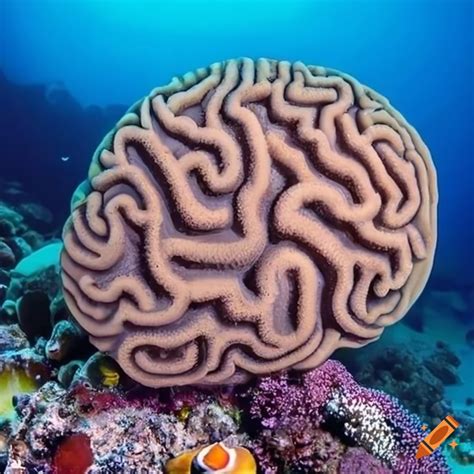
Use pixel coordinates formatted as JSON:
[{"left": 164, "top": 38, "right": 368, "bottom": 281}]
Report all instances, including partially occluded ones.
[{"left": 0, "top": 179, "right": 473, "bottom": 473}]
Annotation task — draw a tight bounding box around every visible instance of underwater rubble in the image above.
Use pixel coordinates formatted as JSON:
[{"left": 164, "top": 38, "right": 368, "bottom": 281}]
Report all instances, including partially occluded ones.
[{"left": 0, "top": 193, "right": 471, "bottom": 473}]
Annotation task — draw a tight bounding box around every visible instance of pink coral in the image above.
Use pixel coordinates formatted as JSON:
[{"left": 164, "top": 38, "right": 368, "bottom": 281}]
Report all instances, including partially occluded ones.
[
  {"left": 248, "top": 359, "right": 352, "bottom": 428},
  {"left": 53, "top": 433, "right": 93, "bottom": 474},
  {"left": 339, "top": 448, "right": 391, "bottom": 473},
  {"left": 259, "top": 421, "right": 345, "bottom": 472},
  {"left": 245, "top": 360, "right": 449, "bottom": 473}
]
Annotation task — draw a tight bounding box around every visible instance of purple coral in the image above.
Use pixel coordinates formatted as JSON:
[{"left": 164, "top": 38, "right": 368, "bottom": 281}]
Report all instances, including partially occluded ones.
[
  {"left": 245, "top": 360, "right": 450, "bottom": 473},
  {"left": 260, "top": 421, "right": 345, "bottom": 472},
  {"left": 339, "top": 448, "right": 391, "bottom": 473},
  {"left": 248, "top": 359, "right": 353, "bottom": 429}
]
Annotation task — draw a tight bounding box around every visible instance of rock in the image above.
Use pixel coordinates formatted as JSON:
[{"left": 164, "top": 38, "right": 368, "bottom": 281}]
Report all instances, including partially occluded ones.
[
  {"left": 50, "top": 293, "right": 69, "bottom": 324},
  {"left": 17, "top": 203, "right": 53, "bottom": 227},
  {"left": 12, "top": 242, "right": 62, "bottom": 278},
  {"left": 58, "top": 360, "right": 84, "bottom": 388},
  {"left": 0, "top": 205, "right": 24, "bottom": 238},
  {"left": 0, "top": 271, "right": 9, "bottom": 307},
  {"left": 0, "top": 270, "right": 9, "bottom": 287},
  {"left": 5, "top": 237, "right": 32, "bottom": 263},
  {"left": 46, "top": 320, "right": 83, "bottom": 362},
  {"left": 8, "top": 263, "right": 62, "bottom": 302},
  {"left": 0, "top": 241, "right": 15, "bottom": 269},
  {"left": 5, "top": 277, "right": 22, "bottom": 302},
  {"left": 0, "top": 220, "right": 15, "bottom": 239},
  {"left": 0, "top": 324, "right": 29, "bottom": 352},
  {"left": 0, "top": 300, "right": 17, "bottom": 324},
  {"left": 16, "top": 291, "right": 52, "bottom": 341},
  {"left": 21, "top": 230, "right": 46, "bottom": 251},
  {"left": 0, "top": 285, "right": 6, "bottom": 307}
]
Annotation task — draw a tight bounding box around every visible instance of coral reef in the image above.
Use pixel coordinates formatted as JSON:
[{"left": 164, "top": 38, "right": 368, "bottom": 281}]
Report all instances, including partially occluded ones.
[
  {"left": 1, "top": 357, "right": 452, "bottom": 473},
  {"left": 243, "top": 360, "right": 449, "bottom": 473},
  {"left": 0, "top": 239, "right": 454, "bottom": 474},
  {"left": 16, "top": 290, "right": 52, "bottom": 341},
  {"left": 5, "top": 381, "right": 247, "bottom": 473},
  {"left": 61, "top": 57, "right": 437, "bottom": 388},
  {"left": 348, "top": 341, "right": 463, "bottom": 427},
  {"left": 53, "top": 432, "right": 93, "bottom": 474},
  {"left": 339, "top": 448, "right": 391, "bottom": 473}
]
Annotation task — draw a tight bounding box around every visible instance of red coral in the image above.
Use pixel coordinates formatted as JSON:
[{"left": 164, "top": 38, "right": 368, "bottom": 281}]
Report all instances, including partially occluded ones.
[
  {"left": 53, "top": 433, "right": 93, "bottom": 474},
  {"left": 70, "top": 383, "right": 126, "bottom": 415}
]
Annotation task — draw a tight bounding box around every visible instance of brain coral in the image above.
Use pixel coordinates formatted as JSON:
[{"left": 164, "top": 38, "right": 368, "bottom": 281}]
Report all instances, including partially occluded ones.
[{"left": 61, "top": 58, "right": 437, "bottom": 387}]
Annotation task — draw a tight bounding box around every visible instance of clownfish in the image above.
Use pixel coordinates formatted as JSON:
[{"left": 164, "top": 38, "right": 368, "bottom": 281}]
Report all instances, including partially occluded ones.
[{"left": 165, "top": 442, "right": 257, "bottom": 474}]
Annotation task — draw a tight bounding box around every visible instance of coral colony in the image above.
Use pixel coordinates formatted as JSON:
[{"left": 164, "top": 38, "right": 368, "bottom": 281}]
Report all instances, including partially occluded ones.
[{"left": 1, "top": 57, "right": 467, "bottom": 472}]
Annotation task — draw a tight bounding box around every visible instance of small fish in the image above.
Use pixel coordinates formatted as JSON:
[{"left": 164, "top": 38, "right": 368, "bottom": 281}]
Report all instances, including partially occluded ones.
[
  {"left": 176, "top": 405, "right": 192, "bottom": 422},
  {"left": 165, "top": 442, "right": 257, "bottom": 474},
  {"left": 61, "top": 156, "right": 70, "bottom": 162},
  {"left": 99, "top": 364, "right": 120, "bottom": 388},
  {"left": 74, "top": 353, "right": 121, "bottom": 389}
]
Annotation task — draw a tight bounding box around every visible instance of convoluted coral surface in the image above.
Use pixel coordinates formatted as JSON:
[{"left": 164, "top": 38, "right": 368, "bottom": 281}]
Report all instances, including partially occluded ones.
[{"left": 61, "top": 58, "right": 437, "bottom": 387}]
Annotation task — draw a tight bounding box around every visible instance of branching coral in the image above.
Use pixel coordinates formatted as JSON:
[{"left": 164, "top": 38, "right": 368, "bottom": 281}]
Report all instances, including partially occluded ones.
[
  {"left": 61, "top": 58, "right": 437, "bottom": 387},
  {"left": 244, "top": 360, "right": 449, "bottom": 473}
]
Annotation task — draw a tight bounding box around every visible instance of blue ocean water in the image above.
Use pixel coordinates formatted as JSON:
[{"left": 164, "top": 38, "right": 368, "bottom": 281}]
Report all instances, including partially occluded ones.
[{"left": 1, "top": 0, "right": 473, "bottom": 472}]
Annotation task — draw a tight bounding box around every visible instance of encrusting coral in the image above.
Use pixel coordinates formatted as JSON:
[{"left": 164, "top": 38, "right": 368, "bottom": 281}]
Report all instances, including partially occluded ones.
[
  {"left": 5, "top": 380, "right": 248, "bottom": 473},
  {"left": 61, "top": 57, "right": 437, "bottom": 388}
]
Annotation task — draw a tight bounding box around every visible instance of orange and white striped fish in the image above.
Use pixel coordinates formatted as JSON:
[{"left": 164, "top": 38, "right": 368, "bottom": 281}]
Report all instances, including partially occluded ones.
[{"left": 165, "top": 442, "right": 257, "bottom": 474}]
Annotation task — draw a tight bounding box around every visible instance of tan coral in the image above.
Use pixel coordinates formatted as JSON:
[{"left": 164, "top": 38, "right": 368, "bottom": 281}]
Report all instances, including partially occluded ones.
[{"left": 61, "top": 58, "right": 437, "bottom": 387}]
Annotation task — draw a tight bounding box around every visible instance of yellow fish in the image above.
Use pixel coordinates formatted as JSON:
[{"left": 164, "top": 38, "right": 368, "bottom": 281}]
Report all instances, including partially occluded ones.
[
  {"left": 99, "top": 362, "right": 120, "bottom": 388},
  {"left": 165, "top": 442, "right": 257, "bottom": 474}
]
